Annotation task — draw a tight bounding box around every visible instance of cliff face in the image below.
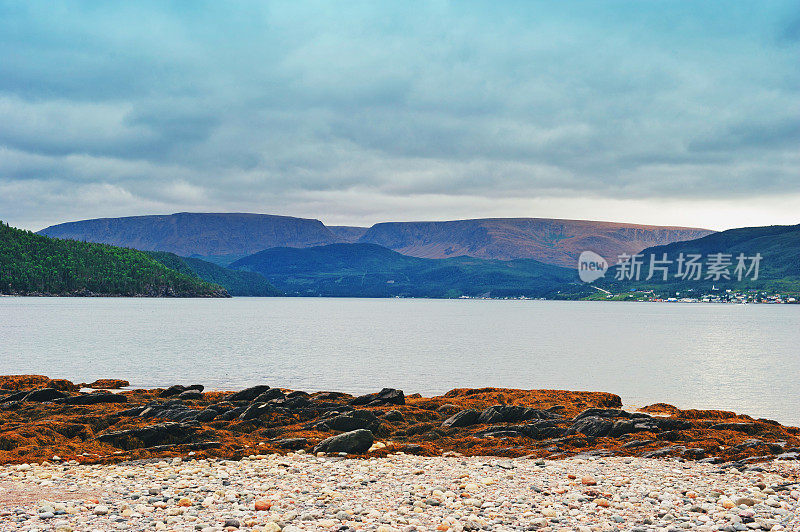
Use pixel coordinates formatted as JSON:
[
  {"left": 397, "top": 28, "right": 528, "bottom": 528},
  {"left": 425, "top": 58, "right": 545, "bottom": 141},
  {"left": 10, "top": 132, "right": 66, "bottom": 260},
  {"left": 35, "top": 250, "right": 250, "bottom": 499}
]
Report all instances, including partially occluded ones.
[
  {"left": 39, "top": 212, "right": 340, "bottom": 257},
  {"left": 358, "top": 218, "right": 714, "bottom": 267}
]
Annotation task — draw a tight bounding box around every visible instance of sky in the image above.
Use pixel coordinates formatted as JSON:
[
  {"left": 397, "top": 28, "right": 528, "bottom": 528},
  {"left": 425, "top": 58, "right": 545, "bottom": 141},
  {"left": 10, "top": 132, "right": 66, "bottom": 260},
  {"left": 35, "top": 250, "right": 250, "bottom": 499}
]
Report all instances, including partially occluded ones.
[{"left": 1, "top": 1, "right": 798, "bottom": 231}]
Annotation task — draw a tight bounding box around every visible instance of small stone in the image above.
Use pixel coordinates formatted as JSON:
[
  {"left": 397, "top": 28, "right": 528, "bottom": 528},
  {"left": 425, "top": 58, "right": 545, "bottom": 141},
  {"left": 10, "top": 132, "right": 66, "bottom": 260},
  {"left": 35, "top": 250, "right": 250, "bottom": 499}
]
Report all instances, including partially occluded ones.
[
  {"left": 595, "top": 498, "right": 610, "bottom": 507},
  {"left": 93, "top": 505, "right": 109, "bottom": 515},
  {"left": 254, "top": 500, "right": 271, "bottom": 511}
]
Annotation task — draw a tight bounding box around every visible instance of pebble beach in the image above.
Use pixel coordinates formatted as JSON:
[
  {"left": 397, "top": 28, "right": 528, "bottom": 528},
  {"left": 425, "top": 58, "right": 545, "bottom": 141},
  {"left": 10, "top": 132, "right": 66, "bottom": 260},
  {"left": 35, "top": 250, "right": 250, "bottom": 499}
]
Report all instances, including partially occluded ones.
[{"left": 1, "top": 453, "right": 799, "bottom": 532}]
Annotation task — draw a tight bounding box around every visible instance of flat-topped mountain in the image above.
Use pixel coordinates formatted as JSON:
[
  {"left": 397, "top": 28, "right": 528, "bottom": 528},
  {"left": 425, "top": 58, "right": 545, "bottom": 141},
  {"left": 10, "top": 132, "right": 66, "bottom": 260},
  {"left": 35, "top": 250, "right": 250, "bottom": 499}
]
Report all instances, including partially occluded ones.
[
  {"left": 358, "top": 218, "right": 714, "bottom": 267},
  {"left": 39, "top": 212, "right": 341, "bottom": 261}
]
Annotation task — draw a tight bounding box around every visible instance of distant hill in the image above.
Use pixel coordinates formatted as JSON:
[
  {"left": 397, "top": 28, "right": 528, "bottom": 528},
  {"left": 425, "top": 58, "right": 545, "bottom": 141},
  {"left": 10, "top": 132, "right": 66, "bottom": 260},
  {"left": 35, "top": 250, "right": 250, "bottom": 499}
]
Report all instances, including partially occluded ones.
[
  {"left": 146, "top": 252, "right": 282, "bottom": 296},
  {"left": 328, "top": 225, "right": 369, "bottom": 242},
  {"left": 230, "top": 243, "right": 579, "bottom": 298},
  {"left": 39, "top": 212, "right": 341, "bottom": 263},
  {"left": 0, "top": 222, "right": 227, "bottom": 297},
  {"left": 587, "top": 224, "right": 800, "bottom": 295},
  {"left": 358, "top": 218, "right": 713, "bottom": 267}
]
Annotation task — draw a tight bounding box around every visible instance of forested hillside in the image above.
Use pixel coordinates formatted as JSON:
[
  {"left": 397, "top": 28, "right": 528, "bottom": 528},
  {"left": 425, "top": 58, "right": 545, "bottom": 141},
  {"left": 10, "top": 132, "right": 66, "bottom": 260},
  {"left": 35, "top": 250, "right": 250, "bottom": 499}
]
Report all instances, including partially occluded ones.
[
  {"left": 147, "top": 251, "right": 282, "bottom": 296},
  {"left": 0, "top": 222, "right": 228, "bottom": 297}
]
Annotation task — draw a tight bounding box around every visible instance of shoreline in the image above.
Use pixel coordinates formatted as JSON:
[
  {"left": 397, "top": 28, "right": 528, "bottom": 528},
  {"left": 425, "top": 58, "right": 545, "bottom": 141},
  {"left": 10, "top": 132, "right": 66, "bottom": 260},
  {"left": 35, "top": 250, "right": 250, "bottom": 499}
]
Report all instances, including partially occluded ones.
[{"left": 1, "top": 376, "right": 798, "bottom": 468}]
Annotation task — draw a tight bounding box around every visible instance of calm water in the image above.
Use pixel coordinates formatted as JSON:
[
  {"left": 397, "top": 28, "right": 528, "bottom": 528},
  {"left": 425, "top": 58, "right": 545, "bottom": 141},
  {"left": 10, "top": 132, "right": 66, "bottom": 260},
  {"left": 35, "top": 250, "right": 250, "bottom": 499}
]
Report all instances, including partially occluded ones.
[{"left": 1, "top": 297, "right": 798, "bottom": 425}]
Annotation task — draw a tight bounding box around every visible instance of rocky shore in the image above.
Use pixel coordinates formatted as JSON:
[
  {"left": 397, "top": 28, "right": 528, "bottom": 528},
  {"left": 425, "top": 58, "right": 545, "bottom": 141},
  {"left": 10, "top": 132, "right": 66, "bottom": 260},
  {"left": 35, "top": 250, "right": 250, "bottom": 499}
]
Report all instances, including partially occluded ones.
[
  {"left": 1, "top": 375, "right": 799, "bottom": 467},
  {"left": 2, "top": 375, "right": 800, "bottom": 530}
]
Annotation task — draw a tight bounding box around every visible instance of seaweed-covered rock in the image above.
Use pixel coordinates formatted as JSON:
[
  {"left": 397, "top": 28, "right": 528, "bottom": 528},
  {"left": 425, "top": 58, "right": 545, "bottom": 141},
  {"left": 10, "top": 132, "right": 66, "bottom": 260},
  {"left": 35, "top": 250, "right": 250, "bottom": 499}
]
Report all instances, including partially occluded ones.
[
  {"left": 566, "top": 416, "right": 614, "bottom": 438},
  {"left": 53, "top": 393, "right": 128, "bottom": 405},
  {"left": 23, "top": 388, "right": 69, "bottom": 402},
  {"left": 441, "top": 409, "right": 480, "bottom": 428},
  {"left": 316, "top": 410, "right": 380, "bottom": 432},
  {"left": 478, "top": 405, "right": 561, "bottom": 424},
  {"left": 350, "top": 388, "right": 405, "bottom": 407},
  {"left": 96, "top": 422, "right": 198, "bottom": 449},
  {"left": 312, "top": 429, "right": 373, "bottom": 454},
  {"left": 228, "top": 385, "right": 270, "bottom": 402}
]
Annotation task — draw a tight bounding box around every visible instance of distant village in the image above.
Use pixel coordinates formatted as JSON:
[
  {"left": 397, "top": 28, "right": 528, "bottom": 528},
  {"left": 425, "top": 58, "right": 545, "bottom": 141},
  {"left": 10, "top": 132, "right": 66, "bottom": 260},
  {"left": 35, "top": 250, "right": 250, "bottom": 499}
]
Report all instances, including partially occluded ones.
[{"left": 593, "top": 287, "right": 799, "bottom": 304}]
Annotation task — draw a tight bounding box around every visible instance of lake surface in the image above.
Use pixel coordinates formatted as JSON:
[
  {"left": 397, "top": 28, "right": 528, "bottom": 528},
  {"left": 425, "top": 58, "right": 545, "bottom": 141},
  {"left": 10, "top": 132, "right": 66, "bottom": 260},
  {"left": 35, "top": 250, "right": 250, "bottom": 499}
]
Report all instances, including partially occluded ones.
[{"left": 1, "top": 297, "right": 798, "bottom": 426}]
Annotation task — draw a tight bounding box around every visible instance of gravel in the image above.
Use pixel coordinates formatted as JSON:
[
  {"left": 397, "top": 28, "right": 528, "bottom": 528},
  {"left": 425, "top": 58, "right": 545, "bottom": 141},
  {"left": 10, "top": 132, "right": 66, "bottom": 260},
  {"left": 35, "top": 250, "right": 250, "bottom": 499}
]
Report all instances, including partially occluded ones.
[{"left": 0, "top": 452, "right": 798, "bottom": 531}]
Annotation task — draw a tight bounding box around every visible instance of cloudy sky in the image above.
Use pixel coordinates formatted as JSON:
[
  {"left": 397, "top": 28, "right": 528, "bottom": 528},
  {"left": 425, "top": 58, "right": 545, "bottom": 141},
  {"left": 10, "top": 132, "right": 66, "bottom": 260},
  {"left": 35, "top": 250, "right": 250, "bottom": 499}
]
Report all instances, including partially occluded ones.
[{"left": 1, "top": 1, "right": 798, "bottom": 231}]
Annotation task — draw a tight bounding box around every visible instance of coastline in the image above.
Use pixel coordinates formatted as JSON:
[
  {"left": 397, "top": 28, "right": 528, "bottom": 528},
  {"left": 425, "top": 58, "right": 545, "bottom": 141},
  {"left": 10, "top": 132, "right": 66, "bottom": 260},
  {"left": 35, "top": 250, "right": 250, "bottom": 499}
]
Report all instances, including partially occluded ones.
[
  {"left": 1, "top": 376, "right": 798, "bottom": 466},
  {"left": 2, "top": 376, "right": 800, "bottom": 530}
]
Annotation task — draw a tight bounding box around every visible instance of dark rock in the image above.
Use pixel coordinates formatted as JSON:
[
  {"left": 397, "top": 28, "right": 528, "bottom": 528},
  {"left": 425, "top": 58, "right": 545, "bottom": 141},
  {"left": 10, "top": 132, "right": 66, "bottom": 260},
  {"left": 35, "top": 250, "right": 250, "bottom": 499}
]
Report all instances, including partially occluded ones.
[
  {"left": 710, "top": 422, "right": 759, "bottom": 434},
  {"left": 96, "top": 422, "right": 198, "bottom": 449},
  {"left": 350, "top": 388, "right": 405, "bottom": 407},
  {"left": 622, "top": 439, "right": 655, "bottom": 448},
  {"left": 228, "top": 385, "right": 270, "bottom": 402},
  {"left": 117, "top": 405, "right": 147, "bottom": 417},
  {"left": 0, "top": 391, "right": 29, "bottom": 403},
  {"left": 574, "top": 408, "right": 630, "bottom": 420},
  {"left": 441, "top": 409, "right": 480, "bottom": 428},
  {"left": 314, "top": 391, "right": 350, "bottom": 401},
  {"left": 312, "top": 429, "right": 374, "bottom": 454},
  {"left": 239, "top": 403, "right": 272, "bottom": 421},
  {"left": 383, "top": 410, "right": 404, "bottom": 422},
  {"left": 253, "top": 389, "right": 286, "bottom": 402},
  {"left": 566, "top": 416, "right": 614, "bottom": 438},
  {"left": 274, "top": 437, "right": 308, "bottom": 450},
  {"left": 220, "top": 406, "right": 247, "bottom": 420},
  {"left": 53, "top": 393, "right": 128, "bottom": 405},
  {"left": 159, "top": 385, "right": 186, "bottom": 398},
  {"left": 224, "top": 518, "right": 240, "bottom": 528},
  {"left": 137, "top": 401, "right": 217, "bottom": 422},
  {"left": 477, "top": 405, "right": 561, "bottom": 424},
  {"left": 178, "top": 389, "right": 202, "bottom": 400},
  {"left": 316, "top": 410, "right": 381, "bottom": 432},
  {"left": 286, "top": 390, "right": 309, "bottom": 399},
  {"left": 476, "top": 421, "right": 564, "bottom": 440},
  {"left": 653, "top": 418, "right": 691, "bottom": 431},
  {"left": 23, "top": 388, "right": 69, "bottom": 402}
]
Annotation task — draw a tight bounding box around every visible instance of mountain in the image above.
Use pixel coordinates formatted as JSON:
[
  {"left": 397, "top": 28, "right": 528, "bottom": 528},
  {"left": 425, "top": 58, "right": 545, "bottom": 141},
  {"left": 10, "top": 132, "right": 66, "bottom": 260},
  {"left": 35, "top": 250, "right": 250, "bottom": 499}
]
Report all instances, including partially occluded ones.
[
  {"left": 229, "top": 243, "right": 579, "bottom": 298},
  {"left": 39, "top": 212, "right": 341, "bottom": 263},
  {"left": 0, "top": 222, "right": 227, "bottom": 297},
  {"left": 358, "top": 218, "right": 714, "bottom": 267},
  {"left": 328, "top": 225, "right": 369, "bottom": 242},
  {"left": 588, "top": 224, "right": 800, "bottom": 295},
  {"left": 146, "top": 252, "right": 282, "bottom": 296}
]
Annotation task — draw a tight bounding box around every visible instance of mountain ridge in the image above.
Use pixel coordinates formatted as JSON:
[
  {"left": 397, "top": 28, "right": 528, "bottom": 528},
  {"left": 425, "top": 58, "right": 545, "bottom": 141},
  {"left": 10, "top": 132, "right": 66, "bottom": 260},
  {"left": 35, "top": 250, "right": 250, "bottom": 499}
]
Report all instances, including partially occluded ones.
[{"left": 38, "top": 213, "right": 713, "bottom": 268}]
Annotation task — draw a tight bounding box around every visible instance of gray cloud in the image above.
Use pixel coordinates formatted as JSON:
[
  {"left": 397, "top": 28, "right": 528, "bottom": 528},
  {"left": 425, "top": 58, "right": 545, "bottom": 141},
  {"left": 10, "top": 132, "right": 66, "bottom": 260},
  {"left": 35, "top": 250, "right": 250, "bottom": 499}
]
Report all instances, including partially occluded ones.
[{"left": 0, "top": 1, "right": 798, "bottom": 230}]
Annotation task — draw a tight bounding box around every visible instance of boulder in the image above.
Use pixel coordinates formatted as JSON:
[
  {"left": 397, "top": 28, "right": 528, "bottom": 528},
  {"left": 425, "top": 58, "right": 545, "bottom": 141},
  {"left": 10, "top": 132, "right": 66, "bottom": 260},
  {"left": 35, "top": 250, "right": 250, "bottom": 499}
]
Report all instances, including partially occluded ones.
[
  {"left": 316, "top": 410, "right": 380, "bottom": 432},
  {"left": 253, "top": 388, "right": 286, "bottom": 402},
  {"left": 239, "top": 402, "right": 271, "bottom": 421},
  {"left": 709, "top": 422, "right": 759, "bottom": 434},
  {"left": 477, "top": 421, "right": 564, "bottom": 440},
  {"left": 53, "top": 393, "right": 128, "bottom": 405},
  {"left": 441, "top": 409, "right": 480, "bottom": 428},
  {"left": 159, "top": 384, "right": 203, "bottom": 398},
  {"left": 350, "top": 388, "right": 405, "bottom": 407},
  {"left": 228, "top": 385, "right": 271, "bottom": 402},
  {"left": 312, "top": 429, "right": 374, "bottom": 454},
  {"left": 274, "top": 437, "right": 308, "bottom": 450},
  {"left": 383, "top": 410, "right": 404, "bottom": 422},
  {"left": 96, "top": 422, "right": 198, "bottom": 449},
  {"left": 178, "top": 389, "right": 202, "bottom": 400},
  {"left": 566, "top": 416, "right": 614, "bottom": 438},
  {"left": 23, "top": 388, "right": 69, "bottom": 402},
  {"left": 477, "top": 405, "right": 561, "bottom": 424}
]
